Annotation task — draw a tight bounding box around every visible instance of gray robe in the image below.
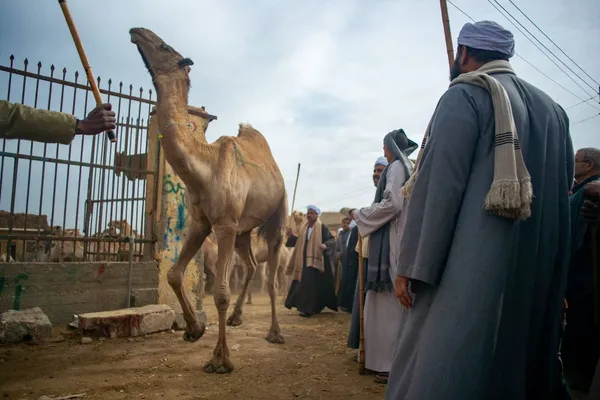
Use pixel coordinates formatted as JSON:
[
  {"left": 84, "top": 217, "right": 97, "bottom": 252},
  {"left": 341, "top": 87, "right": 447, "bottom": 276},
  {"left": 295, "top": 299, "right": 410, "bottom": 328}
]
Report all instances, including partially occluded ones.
[{"left": 386, "top": 71, "right": 573, "bottom": 400}]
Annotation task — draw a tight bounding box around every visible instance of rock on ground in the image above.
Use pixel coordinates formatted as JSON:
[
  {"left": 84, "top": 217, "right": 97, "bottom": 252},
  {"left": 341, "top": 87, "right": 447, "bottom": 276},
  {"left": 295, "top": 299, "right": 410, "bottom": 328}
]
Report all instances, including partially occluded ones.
[
  {"left": 0, "top": 307, "right": 53, "bottom": 344},
  {"left": 78, "top": 304, "right": 176, "bottom": 338},
  {"left": 172, "top": 310, "right": 207, "bottom": 331}
]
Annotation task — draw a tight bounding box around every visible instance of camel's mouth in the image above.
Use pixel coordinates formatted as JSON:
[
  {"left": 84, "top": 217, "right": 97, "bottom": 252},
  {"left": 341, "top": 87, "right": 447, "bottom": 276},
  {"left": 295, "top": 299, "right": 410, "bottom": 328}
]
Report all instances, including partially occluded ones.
[
  {"left": 130, "top": 30, "right": 154, "bottom": 75},
  {"left": 135, "top": 44, "right": 153, "bottom": 75}
]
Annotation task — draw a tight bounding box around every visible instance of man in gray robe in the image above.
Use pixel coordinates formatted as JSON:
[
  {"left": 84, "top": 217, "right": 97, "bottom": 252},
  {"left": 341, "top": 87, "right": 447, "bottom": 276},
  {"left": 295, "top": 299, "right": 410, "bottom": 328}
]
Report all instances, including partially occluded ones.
[
  {"left": 352, "top": 129, "right": 417, "bottom": 384},
  {"left": 386, "top": 21, "right": 573, "bottom": 400}
]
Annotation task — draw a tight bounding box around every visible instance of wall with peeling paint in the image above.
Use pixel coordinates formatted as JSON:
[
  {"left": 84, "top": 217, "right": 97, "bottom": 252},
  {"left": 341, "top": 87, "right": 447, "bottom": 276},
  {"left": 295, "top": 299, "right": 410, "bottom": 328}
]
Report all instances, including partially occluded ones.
[{"left": 150, "top": 106, "right": 216, "bottom": 315}]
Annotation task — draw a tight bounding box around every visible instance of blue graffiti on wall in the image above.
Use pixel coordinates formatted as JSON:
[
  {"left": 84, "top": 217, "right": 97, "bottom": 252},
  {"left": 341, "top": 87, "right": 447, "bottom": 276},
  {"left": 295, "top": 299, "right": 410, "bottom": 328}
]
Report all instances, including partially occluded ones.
[{"left": 163, "top": 174, "right": 188, "bottom": 262}]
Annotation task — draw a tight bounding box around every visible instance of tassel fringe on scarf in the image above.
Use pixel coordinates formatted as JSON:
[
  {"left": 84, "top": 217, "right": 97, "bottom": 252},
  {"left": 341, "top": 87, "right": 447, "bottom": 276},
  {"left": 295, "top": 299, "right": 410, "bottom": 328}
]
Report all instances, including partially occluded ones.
[{"left": 401, "top": 60, "right": 532, "bottom": 221}]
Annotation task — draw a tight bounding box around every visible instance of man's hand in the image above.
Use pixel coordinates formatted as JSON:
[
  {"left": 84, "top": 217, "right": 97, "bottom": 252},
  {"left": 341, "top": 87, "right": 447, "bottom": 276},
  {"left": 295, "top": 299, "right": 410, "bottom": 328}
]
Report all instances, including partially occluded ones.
[
  {"left": 286, "top": 228, "right": 294, "bottom": 237},
  {"left": 395, "top": 276, "right": 412, "bottom": 308},
  {"left": 320, "top": 244, "right": 327, "bottom": 251},
  {"left": 582, "top": 181, "right": 600, "bottom": 224},
  {"left": 76, "top": 103, "right": 116, "bottom": 135}
]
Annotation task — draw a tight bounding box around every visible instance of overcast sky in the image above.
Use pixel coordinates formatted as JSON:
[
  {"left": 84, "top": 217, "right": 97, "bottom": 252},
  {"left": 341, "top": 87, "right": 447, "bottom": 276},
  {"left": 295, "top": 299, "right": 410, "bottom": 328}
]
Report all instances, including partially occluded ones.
[{"left": 1, "top": 0, "right": 599, "bottom": 221}]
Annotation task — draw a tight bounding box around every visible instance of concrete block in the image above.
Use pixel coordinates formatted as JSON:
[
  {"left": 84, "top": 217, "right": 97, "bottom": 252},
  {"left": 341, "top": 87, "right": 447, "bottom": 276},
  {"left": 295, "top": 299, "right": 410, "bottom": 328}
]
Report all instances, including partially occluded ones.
[
  {"left": 78, "top": 304, "right": 175, "bottom": 338},
  {"left": 0, "top": 307, "right": 53, "bottom": 344},
  {"left": 172, "top": 310, "right": 207, "bottom": 331}
]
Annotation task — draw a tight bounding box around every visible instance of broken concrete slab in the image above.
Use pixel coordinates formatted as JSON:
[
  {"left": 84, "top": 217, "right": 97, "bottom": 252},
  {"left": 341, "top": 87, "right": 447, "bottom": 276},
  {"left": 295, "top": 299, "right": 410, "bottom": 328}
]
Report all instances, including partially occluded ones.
[
  {"left": 172, "top": 310, "right": 207, "bottom": 331},
  {"left": 78, "top": 304, "right": 175, "bottom": 338},
  {"left": 0, "top": 307, "right": 53, "bottom": 344}
]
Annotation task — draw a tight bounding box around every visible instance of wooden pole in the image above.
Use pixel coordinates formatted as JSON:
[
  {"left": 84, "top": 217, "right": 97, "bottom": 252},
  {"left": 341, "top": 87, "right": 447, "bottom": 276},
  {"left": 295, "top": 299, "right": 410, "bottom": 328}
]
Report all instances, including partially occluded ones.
[
  {"left": 58, "top": 0, "right": 116, "bottom": 143},
  {"left": 440, "top": 0, "right": 455, "bottom": 71},
  {"left": 358, "top": 235, "right": 366, "bottom": 375},
  {"left": 290, "top": 163, "right": 301, "bottom": 214}
]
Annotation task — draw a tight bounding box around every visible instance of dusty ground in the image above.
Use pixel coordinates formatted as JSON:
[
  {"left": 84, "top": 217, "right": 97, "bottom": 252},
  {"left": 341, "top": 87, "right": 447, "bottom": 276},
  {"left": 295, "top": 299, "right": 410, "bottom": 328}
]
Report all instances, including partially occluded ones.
[{"left": 0, "top": 294, "right": 385, "bottom": 400}]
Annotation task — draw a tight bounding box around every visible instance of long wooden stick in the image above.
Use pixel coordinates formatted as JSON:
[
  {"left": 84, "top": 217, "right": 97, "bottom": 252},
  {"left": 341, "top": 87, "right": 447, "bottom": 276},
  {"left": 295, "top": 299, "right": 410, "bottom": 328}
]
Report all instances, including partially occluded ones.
[
  {"left": 58, "top": 0, "right": 116, "bottom": 143},
  {"left": 290, "top": 163, "right": 301, "bottom": 214},
  {"left": 439, "top": 0, "right": 455, "bottom": 71},
  {"left": 358, "top": 235, "right": 366, "bottom": 375}
]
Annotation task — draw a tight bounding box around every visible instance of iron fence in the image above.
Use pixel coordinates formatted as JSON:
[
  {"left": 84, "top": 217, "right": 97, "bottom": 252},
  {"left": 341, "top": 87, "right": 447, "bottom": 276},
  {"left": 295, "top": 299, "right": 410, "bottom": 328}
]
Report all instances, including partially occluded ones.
[{"left": 0, "top": 55, "right": 159, "bottom": 262}]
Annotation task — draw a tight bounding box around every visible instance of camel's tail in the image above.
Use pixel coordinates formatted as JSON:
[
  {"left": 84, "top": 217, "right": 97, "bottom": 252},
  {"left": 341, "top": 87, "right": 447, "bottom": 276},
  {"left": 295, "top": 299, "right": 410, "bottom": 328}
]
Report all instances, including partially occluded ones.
[{"left": 258, "top": 191, "right": 288, "bottom": 253}]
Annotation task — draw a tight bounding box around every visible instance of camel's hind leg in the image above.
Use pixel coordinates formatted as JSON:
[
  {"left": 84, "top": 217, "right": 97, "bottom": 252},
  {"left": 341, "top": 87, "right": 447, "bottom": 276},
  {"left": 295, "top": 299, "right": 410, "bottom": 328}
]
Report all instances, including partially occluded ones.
[
  {"left": 264, "top": 232, "right": 284, "bottom": 344},
  {"left": 167, "top": 220, "right": 211, "bottom": 343},
  {"left": 227, "top": 232, "right": 257, "bottom": 326},
  {"left": 204, "top": 225, "right": 237, "bottom": 374}
]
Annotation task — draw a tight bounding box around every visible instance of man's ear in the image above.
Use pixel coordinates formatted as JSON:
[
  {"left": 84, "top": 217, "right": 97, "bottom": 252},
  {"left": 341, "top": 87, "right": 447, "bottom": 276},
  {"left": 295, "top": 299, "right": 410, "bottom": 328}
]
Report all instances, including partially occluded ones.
[{"left": 458, "top": 45, "right": 468, "bottom": 66}]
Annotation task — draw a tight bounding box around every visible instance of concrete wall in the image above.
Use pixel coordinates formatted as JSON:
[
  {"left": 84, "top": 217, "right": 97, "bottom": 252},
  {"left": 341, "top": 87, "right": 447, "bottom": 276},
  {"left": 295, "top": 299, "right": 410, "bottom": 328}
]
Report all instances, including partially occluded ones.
[
  {"left": 0, "top": 261, "right": 159, "bottom": 325},
  {"left": 149, "top": 106, "right": 215, "bottom": 315}
]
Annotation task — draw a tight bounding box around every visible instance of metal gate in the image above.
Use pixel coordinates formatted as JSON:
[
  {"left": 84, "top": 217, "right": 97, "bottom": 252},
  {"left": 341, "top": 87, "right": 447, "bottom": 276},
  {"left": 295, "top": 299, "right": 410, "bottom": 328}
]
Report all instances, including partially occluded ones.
[{"left": 0, "top": 55, "right": 160, "bottom": 262}]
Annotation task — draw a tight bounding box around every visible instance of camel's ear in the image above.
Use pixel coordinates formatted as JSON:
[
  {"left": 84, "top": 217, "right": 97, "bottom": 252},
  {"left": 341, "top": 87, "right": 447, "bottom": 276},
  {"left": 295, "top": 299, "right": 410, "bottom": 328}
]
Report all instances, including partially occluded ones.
[{"left": 178, "top": 58, "right": 194, "bottom": 67}]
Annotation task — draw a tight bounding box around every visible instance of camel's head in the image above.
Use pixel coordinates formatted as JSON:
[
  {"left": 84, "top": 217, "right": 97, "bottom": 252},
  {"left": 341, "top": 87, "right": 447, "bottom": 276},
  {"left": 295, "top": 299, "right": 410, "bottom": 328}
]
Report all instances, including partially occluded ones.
[
  {"left": 129, "top": 27, "right": 194, "bottom": 83},
  {"left": 292, "top": 211, "right": 305, "bottom": 224}
]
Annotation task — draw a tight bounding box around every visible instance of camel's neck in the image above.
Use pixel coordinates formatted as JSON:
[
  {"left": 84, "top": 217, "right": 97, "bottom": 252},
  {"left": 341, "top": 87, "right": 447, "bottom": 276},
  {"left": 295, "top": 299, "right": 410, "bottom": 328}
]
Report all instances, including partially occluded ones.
[{"left": 154, "top": 77, "right": 211, "bottom": 186}]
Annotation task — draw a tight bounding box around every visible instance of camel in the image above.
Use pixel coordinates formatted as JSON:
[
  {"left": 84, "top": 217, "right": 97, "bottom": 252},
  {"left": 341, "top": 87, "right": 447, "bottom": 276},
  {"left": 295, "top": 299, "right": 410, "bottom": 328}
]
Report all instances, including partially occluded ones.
[
  {"left": 108, "top": 219, "right": 140, "bottom": 261},
  {"left": 288, "top": 211, "right": 306, "bottom": 236},
  {"left": 130, "top": 27, "right": 288, "bottom": 374}
]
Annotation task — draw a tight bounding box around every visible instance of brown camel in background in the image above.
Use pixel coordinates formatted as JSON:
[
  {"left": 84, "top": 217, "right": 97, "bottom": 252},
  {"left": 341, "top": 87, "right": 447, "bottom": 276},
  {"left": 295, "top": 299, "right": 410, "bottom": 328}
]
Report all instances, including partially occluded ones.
[{"left": 131, "top": 27, "right": 287, "bottom": 374}]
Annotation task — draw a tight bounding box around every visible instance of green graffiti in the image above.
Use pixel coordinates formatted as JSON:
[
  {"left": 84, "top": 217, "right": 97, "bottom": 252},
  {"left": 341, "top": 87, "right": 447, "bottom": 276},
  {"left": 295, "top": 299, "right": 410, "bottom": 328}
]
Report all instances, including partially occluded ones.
[
  {"left": 13, "top": 273, "right": 28, "bottom": 311},
  {"left": 163, "top": 174, "right": 185, "bottom": 194},
  {"left": 232, "top": 144, "right": 261, "bottom": 169}
]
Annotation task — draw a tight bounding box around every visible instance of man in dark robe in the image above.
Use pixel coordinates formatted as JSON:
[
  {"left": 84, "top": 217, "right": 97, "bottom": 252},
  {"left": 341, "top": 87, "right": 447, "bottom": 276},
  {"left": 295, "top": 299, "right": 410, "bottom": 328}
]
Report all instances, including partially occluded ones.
[
  {"left": 387, "top": 21, "right": 573, "bottom": 400},
  {"left": 581, "top": 181, "right": 600, "bottom": 399},
  {"left": 284, "top": 205, "right": 338, "bottom": 317},
  {"left": 335, "top": 217, "right": 352, "bottom": 292},
  {"left": 337, "top": 215, "right": 358, "bottom": 312},
  {"left": 347, "top": 157, "right": 388, "bottom": 355},
  {"left": 563, "top": 147, "right": 600, "bottom": 393}
]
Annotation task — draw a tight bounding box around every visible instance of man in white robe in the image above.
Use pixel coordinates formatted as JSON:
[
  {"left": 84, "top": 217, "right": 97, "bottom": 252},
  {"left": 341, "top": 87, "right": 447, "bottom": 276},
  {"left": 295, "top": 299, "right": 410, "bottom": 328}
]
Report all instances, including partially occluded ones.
[{"left": 352, "top": 129, "right": 417, "bottom": 384}]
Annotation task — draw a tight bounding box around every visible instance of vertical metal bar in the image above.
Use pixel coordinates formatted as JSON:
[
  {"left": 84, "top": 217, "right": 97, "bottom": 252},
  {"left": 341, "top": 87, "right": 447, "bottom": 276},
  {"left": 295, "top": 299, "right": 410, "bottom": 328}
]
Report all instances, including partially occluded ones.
[
  {"left": 0, "top": 55, "right": 14, "bottom": 260},
  {"left": 131, "top": 88, "right": 144, "bottom": 258},
  {"left": 7, "top": 58, "right": 29, "bottom": 261},
  {"left": 82, "top": 80, "right": 94, "bottom": 258},
  {"left": 96, "top": 77, "right": 111, "bottom": 240},
  {"left": 0, "top": 55, "right": 15, "bottom": 214},
  {"left": 119, "top": 86, "right": 134, "bottom": 233},
  {"left": 99, "top": 78, "right": 114, "bottom": 247},
  {"left": 37, "top": 64, "right": 55, "bottom": 252},
  {"left": 72, "top": 71, "right": 84, "bottom": 257},
  {"left": 61, "top": 68, "right": 80, "bottom": 259},
  {"left": 21, "top": 61, "right": 43, "bottom": 260},
  {"left": 127, "top": 235, "right": 134, "bottom": 307},
  {"left": 51, "top": 67, "right": 67, "bottom": 255},
  {"left": 108, "top": 82, "right": 125, "bottom": 261}
]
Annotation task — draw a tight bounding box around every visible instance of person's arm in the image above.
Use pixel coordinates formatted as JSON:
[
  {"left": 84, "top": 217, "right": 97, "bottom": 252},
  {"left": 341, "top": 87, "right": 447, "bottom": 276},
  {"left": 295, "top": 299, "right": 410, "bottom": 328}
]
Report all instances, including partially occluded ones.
[
  {"left": 353, "top": 162, "right": 405, "bottom": 237},
  {"left": 285, "top": 227, "right": 298, "bottom": 248},
  {"left": 0, "top": 101, "right": 116, "bottom": 145}
]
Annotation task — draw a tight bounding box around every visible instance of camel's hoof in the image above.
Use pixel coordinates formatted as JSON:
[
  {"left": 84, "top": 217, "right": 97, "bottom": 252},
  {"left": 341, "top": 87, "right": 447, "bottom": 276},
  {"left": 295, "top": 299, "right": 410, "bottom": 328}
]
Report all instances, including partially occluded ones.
[
  {"left": 182, "top": 326, "right": 205, "bottom": 343},
  {"left": 266, "top": 331, "right": 285, "bottom": 344},
  {"left": 227, "top": 312, "right": 243, "bottom": 327},
  {"left": 204, "top": 359, "right": 234, "bottom": 374},
  {"left": 245, "top": 300, "right": 253, "bottom": 305}
]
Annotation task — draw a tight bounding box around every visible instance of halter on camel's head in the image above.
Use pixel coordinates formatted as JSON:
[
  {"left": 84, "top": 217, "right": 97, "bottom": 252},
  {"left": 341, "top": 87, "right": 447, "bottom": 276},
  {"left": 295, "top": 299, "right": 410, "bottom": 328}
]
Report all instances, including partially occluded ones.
[{"left": 129, "top": 27, "right": 194, "bottom": 88}]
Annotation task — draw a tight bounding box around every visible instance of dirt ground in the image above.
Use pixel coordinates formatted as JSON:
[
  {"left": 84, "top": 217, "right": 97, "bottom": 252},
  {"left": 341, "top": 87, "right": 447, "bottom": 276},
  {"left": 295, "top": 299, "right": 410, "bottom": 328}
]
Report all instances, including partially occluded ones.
[{"left": 0, "top": 294, "right": 386, "bottom": 400}]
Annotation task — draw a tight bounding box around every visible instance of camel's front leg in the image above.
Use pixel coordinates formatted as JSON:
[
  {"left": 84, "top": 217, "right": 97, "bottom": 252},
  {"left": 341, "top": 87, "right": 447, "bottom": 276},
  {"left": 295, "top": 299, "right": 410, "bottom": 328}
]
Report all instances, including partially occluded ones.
[
  {"left": 204, "top": 226, "right": 237, "bottom": 374},
  {"left": 227, "top": 232, "right": 257, "bottom": 326},
  {"left": 167, "top": 222, "right": 210, "bottom": 343},
  {"left": 265, "top": 242, "right": 284, "bottom": 344}
]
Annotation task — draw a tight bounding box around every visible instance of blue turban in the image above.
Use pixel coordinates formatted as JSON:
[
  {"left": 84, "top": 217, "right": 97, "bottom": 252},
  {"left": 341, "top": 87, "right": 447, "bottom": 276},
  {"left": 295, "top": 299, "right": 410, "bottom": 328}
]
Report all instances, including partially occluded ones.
[
  {"left": 375, "top": 156, "right": 388, "bottom": 167},
  {"left": 457, "top": 21, "right": 515, "bottom": 58},
  {"left": 307, "top": 204, "right": 322, "bottom": 216}
]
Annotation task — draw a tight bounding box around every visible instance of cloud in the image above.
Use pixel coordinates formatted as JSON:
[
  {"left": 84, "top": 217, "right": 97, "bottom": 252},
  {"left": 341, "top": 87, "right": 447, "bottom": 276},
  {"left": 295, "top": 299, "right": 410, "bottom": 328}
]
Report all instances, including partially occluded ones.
[{"left": 0, "top": 0, "right": 599, "bottom": 225}]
